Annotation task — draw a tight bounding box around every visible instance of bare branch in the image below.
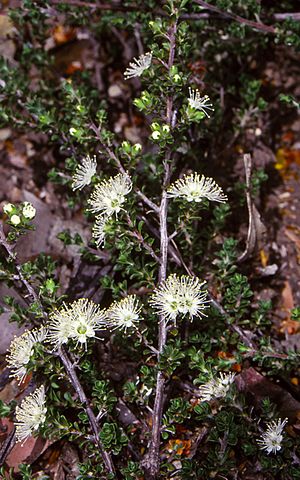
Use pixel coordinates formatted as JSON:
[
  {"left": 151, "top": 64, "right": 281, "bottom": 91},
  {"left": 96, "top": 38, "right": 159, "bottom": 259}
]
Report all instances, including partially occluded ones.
[
  {"left": 273, "top": 12, "right": 300, "bottom": 21},
  {"left": 194, "top": 0, "right": 275, "bottom": 33},
  {"left": 144, "top": 19, "right": 178, "bottom": 480},
  {"left": 58, "top": 347, "right": 115, "bottom": 475}
]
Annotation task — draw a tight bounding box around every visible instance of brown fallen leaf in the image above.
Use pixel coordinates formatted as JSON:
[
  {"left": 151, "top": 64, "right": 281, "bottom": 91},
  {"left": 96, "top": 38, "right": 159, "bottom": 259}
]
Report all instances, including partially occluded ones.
[
  {"left": 236, "top": 367, "right": 300, "bottom": 422},
  {"left": 279, "top": 281, "right": 300, "bottom": 334},
  {"left": 5, "top": 436, "right": 50, "bottom": 472},
  {"left": 52, "top": 25, "right": 76, "bottom": 45},
  {"left": 281, "top": 280, "right": 294, "bottom": 311},
  {"left": 285, "top": 227, "right": 300, "bottom": 263}
]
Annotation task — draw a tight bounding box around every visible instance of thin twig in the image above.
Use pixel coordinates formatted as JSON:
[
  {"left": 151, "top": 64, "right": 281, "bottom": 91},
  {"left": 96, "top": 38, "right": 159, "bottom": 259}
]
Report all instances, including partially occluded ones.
[
  {"left": 0, "top": 223, "right": 45, "bottom": 318},
  {"left": 125, "top": 213, "right": 160, "bottom": 263},
  {"left": 273, "top": 12, "right": 300, "bottom": 21},
  {"left": 0, "top": 428, "right": 16, "bottom": 467},
  {"left": 135, "top": 330, "right": 159, "bottom": 355},
  {"left": 58, "top": 347, "right": 115, "bottom": 475},
  {"left": 194, "top": 0, "right": 275, "bottom": 33},
  {"left": 208, "top": 294, "right": 256, "bottom": 349},
  {"left": 48, "top": 0, "right": 296, "bottom": 32}
]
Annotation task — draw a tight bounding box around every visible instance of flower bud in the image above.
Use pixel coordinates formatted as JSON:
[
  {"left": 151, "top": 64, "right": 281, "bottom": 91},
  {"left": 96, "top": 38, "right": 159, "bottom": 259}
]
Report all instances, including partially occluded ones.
[
  {"left": 3, "top": 203, "right": 14, "bottom": 215},
  {"left": 133, "top": 143, "right": 142, "bottom": 153},
  {"left": 69, "top": 127, "right": 77, "bottom": 136},
  {"left": 22, "top": 202, "right": 36, "bottom": 220},
  {"left": 151, "top": 131, "right": 161, "bottom": 140},
  {"left": 11, "top": 214, "right": 21, "bottom": 226},
  {"left": 151, "top": 122, "right": 160, "bottom": 131}
]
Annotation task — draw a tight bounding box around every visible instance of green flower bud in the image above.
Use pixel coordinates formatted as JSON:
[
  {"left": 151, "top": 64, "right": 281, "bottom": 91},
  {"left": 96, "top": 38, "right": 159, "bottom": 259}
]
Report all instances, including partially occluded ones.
[
  {"left": 133, "top": 143, "right": 142, "bottom": 153},
  {"left": 121, "top": 141, "right": 131, "bottom": 153},
  {"left": 151, "top": 122, "right": 160, "bottom": 131}
]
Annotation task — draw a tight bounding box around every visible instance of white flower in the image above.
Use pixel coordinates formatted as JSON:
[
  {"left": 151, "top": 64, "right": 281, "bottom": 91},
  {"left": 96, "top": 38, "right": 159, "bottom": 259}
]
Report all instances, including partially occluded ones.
[
  {"left": 3, "top": 203, "right": 14, "bottom": 214},
  {"left": 72, "top": 155, "right": 97, "bottom": 191},
  {"left": 7, "top": 327, "right": 47, "bottom": 383},
  {"left": 92, "top": 215, "right": 109, "bottom": 248},
  {"left": 124, "top": 52, "right": 152, "bottom": 79},
  {"left": 151, "top": 131, "right": 160, "bottom": 140},
  {"left": 257, "top": 418, "right": 288, "bottom": 455},
  {"left": 15, "top": 385, "right": 47, "bottom": 444},
  {"left": 150, "top": 274, "right": 209, "bottom": 323},
  {"left": 199, "top": 372, "right": 236, "bottom": 402},
  {"left": 11, "top": 214, "right": 21, "bottom": 225},
  {"left": 106, "top": 295, "right": 141, "bottom": 331},
  {"left": 48, "top": 298, "right": 106, "bottom": 349},
  {"left": 88, "top": 173, "right": 132, "bottom": 217},
  {"left": 167, "top": 173, "right": 228, "bottom": 204},
  {"left": 188, "top": 88, "right": 214, "bottom": 117},
  {"left": 48, "top": 304, "right": 73, "bottom": 348},
  {"left": 22, "top": 202, "right": 36, "bottom": 220}
]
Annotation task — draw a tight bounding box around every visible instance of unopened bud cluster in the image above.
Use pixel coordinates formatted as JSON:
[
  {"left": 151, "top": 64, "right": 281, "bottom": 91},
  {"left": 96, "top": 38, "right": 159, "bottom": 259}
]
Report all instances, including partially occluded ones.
[{"left": 3, "top": 201, "right": 36, "bottom": 227}]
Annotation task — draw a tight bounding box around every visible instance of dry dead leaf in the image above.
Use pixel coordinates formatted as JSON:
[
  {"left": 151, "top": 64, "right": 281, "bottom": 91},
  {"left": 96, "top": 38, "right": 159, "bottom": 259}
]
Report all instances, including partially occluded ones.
[
  {"left": 238, "top": 154, "right": 266, "bottom": 262},
  {"left": 285, "top": 227, "right": 300, "bottom": 263},
  {"left": 6, "top": 436, "right": 50, "bottom": 472},
  {"left": 236, "top": 367, "right": 300, "bottom": 422},
  {"left": 0, "top": 15, "right": 16, "bottom": 61},
  {"left": 275, "top": 147, "right": 300, "bottom": 178},
  {"left": 52, "top": 25, "right": 76, "bottom": 45}
]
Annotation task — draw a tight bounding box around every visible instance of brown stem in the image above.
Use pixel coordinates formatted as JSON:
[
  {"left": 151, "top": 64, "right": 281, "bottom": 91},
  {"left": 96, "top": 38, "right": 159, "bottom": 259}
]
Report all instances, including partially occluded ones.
[
  {"left": 125, "top": 213, "right": 161, "bottom": 264},
  {"left": 58, "top": 347, "right": 115, "bottom": 475},
  {"left": 194, "top": 0, "right": 275, "bottom": 33},
  {"left": 0, "top": 223, "right": 115, "bottom": 475},
  {"left": 145, "top": 19, "right": 178, "bottom": 479},
  {"left": 48, "top": 0, "right": 295, "bottom": 31},
  {"left": 0, "top": 223, "right": 46, "bottom": 319},
  {"left": 273, "top": 12, "right": 300, "bottom": 21}
]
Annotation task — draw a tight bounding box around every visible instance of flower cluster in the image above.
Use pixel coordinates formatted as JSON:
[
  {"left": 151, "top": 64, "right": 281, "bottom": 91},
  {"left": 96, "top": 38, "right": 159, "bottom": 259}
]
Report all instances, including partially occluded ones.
[
  {"left": 7, "top": 327, "right": 47, "bottom": 383},
  {"left": 167, "top": 173, "right": 228, "bottom": 204},
  {"left": 106, "top": 295, "right": 142, "bottom": 332},
  {"left": 72, "top": 155, "right": 97, "bottom": 191},
  {"left": 88, "top": 173, "right": 132, "bottom": 247},
  {"left": 15, "top": 385, "right": 47, "bottom": 444},
  {"left": 188, "top": 88, "right": 214, "bottom": 117},
  {"left": 150, "top": 274, "right": 209, "bottom": 323},
  {"left": 199, "top": 372, "right": 236, "bottom": 402},
  {"left": 3, "top": 201, "right": 36, "bottom": 226},
  {"left": 48, "top": 298, "right": 106, "bottom": 349},
  {"left": 257, "top": 418, "right": 288, "bottom": 455},
  {"left": 124, "top": 52, "right": 152, "bottom": 79}
]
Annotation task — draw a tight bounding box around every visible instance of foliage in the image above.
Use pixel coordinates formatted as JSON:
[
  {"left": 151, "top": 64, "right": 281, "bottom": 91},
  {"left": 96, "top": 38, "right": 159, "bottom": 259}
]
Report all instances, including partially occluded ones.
[{"left": 0, "top": 0, "right": 299, "bottom": 478}]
